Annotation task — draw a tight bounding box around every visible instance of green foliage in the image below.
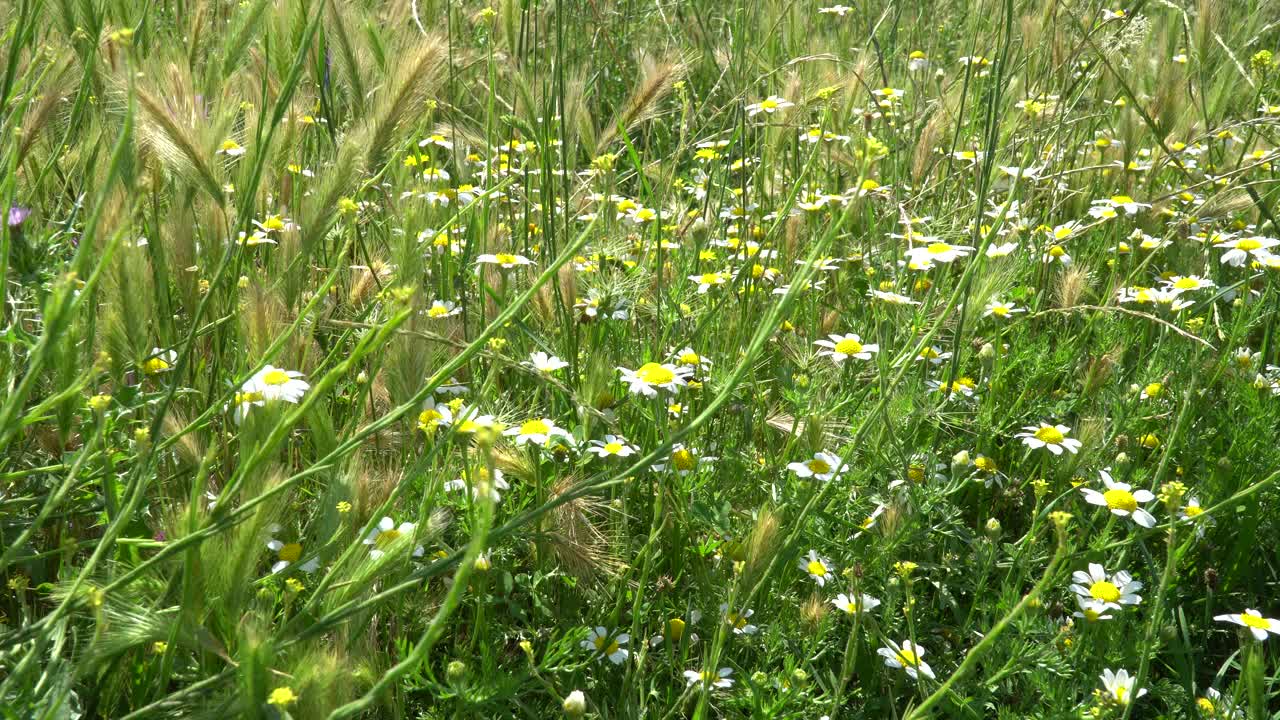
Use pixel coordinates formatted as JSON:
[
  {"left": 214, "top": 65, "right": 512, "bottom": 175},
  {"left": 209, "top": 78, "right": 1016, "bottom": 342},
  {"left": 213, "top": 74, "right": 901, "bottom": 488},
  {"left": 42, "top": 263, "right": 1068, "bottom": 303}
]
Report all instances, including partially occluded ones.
[{"left": 2, "top": 0, "right": 1280, "bottom": 718}]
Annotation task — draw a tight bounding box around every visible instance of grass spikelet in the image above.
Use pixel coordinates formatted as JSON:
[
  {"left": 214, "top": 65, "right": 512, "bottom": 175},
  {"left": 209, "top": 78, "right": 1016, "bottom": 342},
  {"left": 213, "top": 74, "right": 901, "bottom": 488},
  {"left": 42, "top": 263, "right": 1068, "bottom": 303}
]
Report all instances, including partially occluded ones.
[
  {"left": 131, "top": 83, "right": 225, "bottom": 205},
  {"left": 360, "top": 38, "right": 447, "bottom": 169},
  {"left": 595, "top": 54, "right": 686, "bottom": 154}
]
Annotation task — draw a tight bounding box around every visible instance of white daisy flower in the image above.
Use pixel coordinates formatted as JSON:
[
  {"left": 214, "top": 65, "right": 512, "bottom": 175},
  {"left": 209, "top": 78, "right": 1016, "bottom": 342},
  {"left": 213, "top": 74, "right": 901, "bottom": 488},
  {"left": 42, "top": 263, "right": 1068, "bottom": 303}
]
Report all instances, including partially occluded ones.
[
  {"left": 1072, "top": 598, "right": 1116, "bottom": 623},
  {"left": 813, "top": 333, "right": 879, "bottom": 364},
  {"left": 1099, "top": 668, "right": 1146, "bottom": 706},
  {"left": 417, "top": 397, "right": 454, "bottom": 432},
  {"left": 683, "top": 667, "right": 733, "bottom": 688},
  {"left": 244, "top": 365, "right": 310, "bottom": 404},
  {"left": 719, "top": 605, "right": 758, "bottom": 635},
  {"left": 983, "top": 299, "right": 1025, "bottom": 319},
  {"left": 746, "top": 95, "right": 794, "bottom": 116},
  {"left": 363, "top": 516, "right": 425, "bottom": 559},
  {"left": 877, "top": 639, "right": 935, "bottom": 680},
  {"left": 1079, "top": 469, "right": 1157, "bottom": 528},
  {"left": 985, "top": 241, "right": 1018, "bottom": 258},
  {"left": 855, "top": 503, "right": 886, "bottom": 536},
  {"left": 588, "top": 434, "right": 637, "bottom": 459},
  {"left": 1218, "top": 236, "right": 1278, "bottom": 267},
  {"left": 651, "top": 444, "right": 717, "bottom": 476},
  {"left": 1070, "top": 563, "right": 1143, "bottom": 610},
  {"left": 425, "top": 299, "right": 462, "bottom": 319},
  {"left": 476, "top": 252, "right": 535, "bottom": 269},
  {"left": 524, "top": 351, "right": 569, "bottom": 374},
  {"left": 581, "top": 627, "right": 630, "bottom": 664},
  {"left": 787, "top": 451, "right": 848, "bottom": 482},
  {"left": 143, "top": 348, "right": 177, "bottom": 375},
  {"left": 904, "top": 241, "right": 975, "bottom": 264},
  {"left": 799, "top": 550, "right": 834, "bottom": 586},
  {"left": 1014, "top": 422, "right": 1082, "bottom": 455},
  {"left": 831, "top": 593, "right": 881, "bottom": 615},
  {"left": 265, "top": 526, "right": 320, "bottom": 574},
  {"left": 1214, "top": 609, "right": 1280, "bottom": 641},
  {"left": 617, "top": 362, "right": 692, "bottom": 397},
  {"left": 504, "top": 417, "right": 570, "bottom": 447}
]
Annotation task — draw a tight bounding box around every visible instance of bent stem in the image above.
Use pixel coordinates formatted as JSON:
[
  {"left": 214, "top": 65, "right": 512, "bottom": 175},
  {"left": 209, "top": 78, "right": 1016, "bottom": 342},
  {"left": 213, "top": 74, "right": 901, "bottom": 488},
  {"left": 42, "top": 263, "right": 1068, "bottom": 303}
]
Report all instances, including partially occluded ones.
[{"left": 903, "top": 537, "right": 1069, "bottom": 720}]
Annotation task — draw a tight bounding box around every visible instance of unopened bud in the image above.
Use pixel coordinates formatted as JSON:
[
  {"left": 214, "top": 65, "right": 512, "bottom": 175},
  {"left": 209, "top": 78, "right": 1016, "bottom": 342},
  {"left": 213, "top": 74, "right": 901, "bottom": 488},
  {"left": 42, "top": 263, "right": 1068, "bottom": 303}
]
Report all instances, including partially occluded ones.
[{"left": 563, "top": 690, "right": 586, "bottom": 718}]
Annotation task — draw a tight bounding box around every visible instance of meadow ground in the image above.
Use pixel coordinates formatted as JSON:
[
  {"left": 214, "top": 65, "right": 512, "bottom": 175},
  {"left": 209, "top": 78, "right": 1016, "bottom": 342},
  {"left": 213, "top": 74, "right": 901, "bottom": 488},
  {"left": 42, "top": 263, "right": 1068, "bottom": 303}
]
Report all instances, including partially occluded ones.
[{"left": 2, "top": 0, "right": 1280, "bottom": 717}]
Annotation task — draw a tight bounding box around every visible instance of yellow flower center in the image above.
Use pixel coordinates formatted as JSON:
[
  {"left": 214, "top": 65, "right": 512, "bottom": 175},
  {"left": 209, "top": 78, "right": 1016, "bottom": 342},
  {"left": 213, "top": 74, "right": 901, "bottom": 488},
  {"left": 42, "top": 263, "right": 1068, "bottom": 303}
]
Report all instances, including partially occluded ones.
[
  {"left": 992, "top": 305, "right": 1009, "bottom": 316},
  {"left": 1048, "top": 245, "right": 1066, "bottom": 257},
  {"left": 278, "top": 542, "right": 302, "bottom": 563},
  {"left": 262, "top": 370, "right": 290, "bottom": 386},
  {"left": 806, "top": 560, "right": 827, "bottom": 577},
  {"left": 143, "top": 358, "right": 170, "bottom": 374},
  {"left": 520, "top": 419, "right": 550, "bottom": 436},
  {"left": 1172, "top": 278, "right": 1198, "bottom": 290},
  {"left": 667, "top": 618, "right": 686, "bottom": 640},
  {"left": 760, "top": 99, "right": 778, "bottom": 111},
  {"left": 1103, "top": 488, "right": 1138, "bottom": 512},
  {"left": 1238, "top": 238, "right": 1261, "bottom": 251},
  {"left": 603, "top": 442, "right": 624, "bottom": 454},
  {"left": 1034, "top": 426, "right": 1065, "bottom": 444},
  {"left": 375, "top": 529, "right": 402, "bottom": 548},
  {"left": 975, "top": 456, "right": 997, "bottom": 472},
  {"left": 896, "top": 649, "right": 919, "bottom": 666},
  {"left": 495, "top": 253, "right": 517, "bottom": 265},
  {"left": 926, "top": 242, "right": 953, "bottom": 255},
  {"left": 833, "top": 338, "right": 863, "bottom": 355},
  {"left": 1089, "top": 580, "right": 1121, "bottom": 603},
  {"left": 427, "top": 305, "right": 450, "bottom": 318},
  {"left": 1184, "top": 504, "right": 1203, "bottom": 517},
  {"left": 1144, "top": 382, "right": 1163, "bottom": 397},
  {"left": 807, "top": 459, "right": 831, "bottom": 474},
  {"left": 672, "top": 449, "right": 695, "bottom": 471},
  {"left": 635, "top": 363, "right": 675, "bottom": 385},
  {"left": 679, "top": 352, "right": 701, "bottom": 365},
  {"left": 1111, "top": 195, "right": 1134, "bottom": 205},
  {"left": 1241, "top": 613, "right": 1271, "bottom": 630}
]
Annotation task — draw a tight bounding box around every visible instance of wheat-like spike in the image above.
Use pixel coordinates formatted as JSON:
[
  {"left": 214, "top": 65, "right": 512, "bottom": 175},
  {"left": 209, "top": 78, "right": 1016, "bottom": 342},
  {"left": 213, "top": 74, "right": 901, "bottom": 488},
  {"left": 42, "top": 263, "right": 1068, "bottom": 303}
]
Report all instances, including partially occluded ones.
[
  {"left": 595, "top": 54, "right": 687, "bottom": 154},
  {"left": 362, "top": 39, "right": 447, "bottom": 169},
  {"left": 134, "top": 87, "right": 225, "bottom": 205}
]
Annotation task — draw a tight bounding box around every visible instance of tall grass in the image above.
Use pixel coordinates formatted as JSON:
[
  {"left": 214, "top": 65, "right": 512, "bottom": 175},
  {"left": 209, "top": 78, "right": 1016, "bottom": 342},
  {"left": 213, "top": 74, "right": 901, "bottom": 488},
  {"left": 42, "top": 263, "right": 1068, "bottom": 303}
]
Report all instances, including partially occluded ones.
[{"left": 2, "top": 0, "right": 1280, "bottom": 718}]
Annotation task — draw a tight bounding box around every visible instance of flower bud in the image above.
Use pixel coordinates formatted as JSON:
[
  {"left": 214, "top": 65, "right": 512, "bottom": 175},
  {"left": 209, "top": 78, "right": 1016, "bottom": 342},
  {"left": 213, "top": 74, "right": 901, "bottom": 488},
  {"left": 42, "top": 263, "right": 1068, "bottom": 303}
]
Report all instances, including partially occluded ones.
[{"left": 563, "top": 690, "right": 586, "bottom": 718}]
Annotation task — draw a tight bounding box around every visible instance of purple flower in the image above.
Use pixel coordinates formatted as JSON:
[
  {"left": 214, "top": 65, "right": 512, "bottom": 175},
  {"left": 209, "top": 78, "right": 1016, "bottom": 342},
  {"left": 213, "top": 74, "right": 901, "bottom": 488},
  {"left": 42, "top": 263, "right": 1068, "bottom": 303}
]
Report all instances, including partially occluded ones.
[{"left": 7, "top": 205, "right": 30, "bottom": 228}]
